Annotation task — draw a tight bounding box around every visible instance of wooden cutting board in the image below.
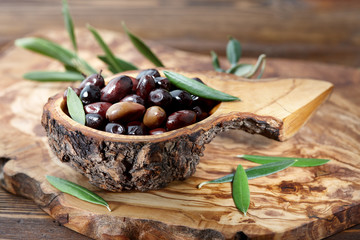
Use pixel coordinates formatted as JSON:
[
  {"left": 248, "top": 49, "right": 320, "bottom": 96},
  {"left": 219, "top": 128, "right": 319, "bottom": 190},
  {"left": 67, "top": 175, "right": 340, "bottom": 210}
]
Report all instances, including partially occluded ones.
[{"left": 1, "top": 28, "right": 360, "bottom": 240}]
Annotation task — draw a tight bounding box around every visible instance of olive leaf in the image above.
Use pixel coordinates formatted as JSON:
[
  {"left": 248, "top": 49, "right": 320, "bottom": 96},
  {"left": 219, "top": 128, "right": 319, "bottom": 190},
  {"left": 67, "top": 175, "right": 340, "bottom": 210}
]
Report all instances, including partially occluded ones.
[
  {"left": 46, "top": 175, "right": 111, "bottom": 212},
  {"left": 66, "top": 87, "right": 85, "bottom": 125},
  {"left": 24, "top": 71, "right": 84, "bottom": 82},
  {"left": 232, "top": 164, "right": 250, "bottom": 215},
  {"left": 62, "top": 0, "right": 77, "bottom": 52},
  {"left": 243, "top": 54, "right": 266, "bottom": 78},
  {"left": 210, "top": 51, "right": 224, "bottom": 72},
  {"left": 226, "top": 36, "right": 242, "bottom": 67},
  {"left": 237, "top": 154, "right": 330, "bottom": 167},
  {"left": 163, "top": 70, "right": 240, "bottom": 102},
  {"left": 122, "top": 22, "right": 164, "bottom": 67},
  {"left": 15, "top": 37, "right": 96, "bottom": 76},
  {"left": 87, "top": 25, "right": 126, "bottom": 73},
  {"left": 198, "top": 159, "right": 296, "bottom": 188}
]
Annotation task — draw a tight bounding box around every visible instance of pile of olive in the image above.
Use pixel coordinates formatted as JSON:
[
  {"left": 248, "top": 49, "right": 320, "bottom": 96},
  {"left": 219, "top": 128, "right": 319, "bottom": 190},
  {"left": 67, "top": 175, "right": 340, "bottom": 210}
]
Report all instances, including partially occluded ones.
[{"left": 64, "top": 69, "right": 218, "bottom": 135}]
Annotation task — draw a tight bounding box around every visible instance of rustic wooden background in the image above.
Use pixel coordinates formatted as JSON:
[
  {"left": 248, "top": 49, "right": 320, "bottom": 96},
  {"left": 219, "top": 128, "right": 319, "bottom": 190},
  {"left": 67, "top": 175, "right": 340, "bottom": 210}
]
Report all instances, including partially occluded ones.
[
  {"left": 1, "top": 0, "right": 360, "bottom": 239},
  {"left": 1, "top": 0, "right": 360, "bottom": 67}
]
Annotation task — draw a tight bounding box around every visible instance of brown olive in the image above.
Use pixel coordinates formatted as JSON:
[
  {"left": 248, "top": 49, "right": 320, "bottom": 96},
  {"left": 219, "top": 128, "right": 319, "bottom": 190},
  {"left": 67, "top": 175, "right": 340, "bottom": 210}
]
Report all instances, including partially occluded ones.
[
  {"left": 120, "top": 94, "right": 145, "bottom": 106},
  {"left": 84, "top": 102, "right": 112, "bottom": 118},
  {"left": 106, "top": 102, "right": 145, "bottom": 123},
  {"left": 79, "top": 71, "right": 105, "bottom": 90},
  {"left": 129, "top": 76, "right": 139, "bottom": 92},
  {"left": 166, "top": 110, "right": 197, "bottom": 131},
  {"left": 100, "top": 75, "right": 133, "bottom": 103},
  {"left": 143, "top": 106, "right": 167, "bottom": 129},
  {"left": 105, "top": 123, "right": 126, "bottom": 135},
  {"left": 136, "top": 75, "right": 156, "bottom": 100}
]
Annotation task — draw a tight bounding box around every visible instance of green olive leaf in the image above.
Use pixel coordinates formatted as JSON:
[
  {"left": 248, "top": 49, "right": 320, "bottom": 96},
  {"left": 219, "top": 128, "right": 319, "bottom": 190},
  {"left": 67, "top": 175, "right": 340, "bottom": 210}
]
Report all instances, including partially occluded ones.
[
  {"left": 197, "top": 159, "right": 296, "bottom": 188},
  {"left": 210, "top": 51, "right": 224, "bottom": 72},
  {"left": 226, "top": 63, "right": 253, "bottom": 77},
  {"left": 23, "top": 71, "right": 84, "bottom": 82},
  {"left": 46, "top": 175, "right": 111, "bottom": 212},
  {"left": 237, "top": 154, "right": 330, "bottom": 167},
  {"left": 226, "top": 36, "right": 242, "bottom": 66},
  {"left": 87, "top": 25, "right": 126, "bottom": 73},
  {"left": 244, "top": 54, "right": 266, "bottom": 78},
  {"left": 98, "top": 55, "right": 138, "bottom": 74},
  {"left": 15, "top": 37, "right": 96, "bottom": 75},
  {"left": 232, "top": 164, "right": 250, "bottom": 215},
  {"left": 62, "top": 0, "right": 77, "bottom": 52},
  {"left": 66, "top": 87, "right": 85, "bottom": 125},
  {"left": 122, "top": 22, "right": 164, "bottom": 67},
  {"left": 163, "top": 70, "right": 240, "bottom": 102}
]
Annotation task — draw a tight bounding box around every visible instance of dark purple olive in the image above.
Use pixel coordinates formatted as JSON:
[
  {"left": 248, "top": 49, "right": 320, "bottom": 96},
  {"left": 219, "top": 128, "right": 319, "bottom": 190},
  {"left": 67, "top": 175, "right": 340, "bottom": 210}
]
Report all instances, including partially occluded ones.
[
  {"left": 136, "top": 69, "right": 160, "bottom": 80},
  {"left": 136, "top": 75, "right": 156, "bottom": 100},
  {"left": 105, "top": 123, "right": 126, "bottom": 135},
  {"left": 129, "top": 76, "right": 139, "bottom": 92},
  {"left": 79, "top": 71, "right": 105, "bottom": 90},
  {"left": 127, "top": 121, "right": 147, "bottom": 135},
  {"left": 80, "top": 85, "right": 101, "bottom": 105},
  {"left": 63, "top": 87, "right": 81, "bottom": 101},
  {"left": 100, "top": 75, "right": 133, "bottom": 103},
  {"left": 85, "top": 113, "right": 105, "bottom": 129},
  {"left": 192, "top": 106, "right": 209, "bottom": 121},
  {"left": 154, "top": 77, "right": 171, "bottom": 91},
  {"left": 84, "top": 102, "right": 112, "bottom": 118},
  {"left": 143, "top": 106, "right": 167, "bottom": 129},
  {"left": 120, "top": 94, "right": 145, "bottom": 106},
  {"left": 148, "top": 89, "right": 172, "bottom": 109},
  {"left": 192, "top": 97, "right": 219, "bottom": 112},
  {"left": 106, "top": 102, "right": 145, "bottom": 123},
  {"left": 170, "top": 90, "right": 193, "bottom": 110},
  {"left": 166, "top": 110, "right": 197, "bottom": 131},
  {"left": 149, "top": 128, "right": 166, "bottom": 135}
]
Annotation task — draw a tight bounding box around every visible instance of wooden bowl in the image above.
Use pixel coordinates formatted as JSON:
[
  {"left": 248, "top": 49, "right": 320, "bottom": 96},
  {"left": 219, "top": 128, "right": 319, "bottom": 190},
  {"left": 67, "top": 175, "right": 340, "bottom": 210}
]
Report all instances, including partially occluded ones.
[{"left": 41, "top": 70, "right": 333, "bottom": 192}]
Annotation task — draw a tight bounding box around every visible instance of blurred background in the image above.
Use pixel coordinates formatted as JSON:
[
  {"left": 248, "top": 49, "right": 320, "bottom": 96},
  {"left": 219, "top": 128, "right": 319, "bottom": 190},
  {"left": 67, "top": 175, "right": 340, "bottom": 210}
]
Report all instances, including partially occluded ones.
[{"left": 1, "top": 0, "right": 360, "bottom": 67}]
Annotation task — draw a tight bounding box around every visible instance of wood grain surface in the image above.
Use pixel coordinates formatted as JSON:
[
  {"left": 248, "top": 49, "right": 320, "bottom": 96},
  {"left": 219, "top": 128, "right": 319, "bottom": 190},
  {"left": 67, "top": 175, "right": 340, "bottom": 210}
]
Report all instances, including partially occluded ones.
[
  {"left": 1, "top": 0, "right": 360, "bottom": 67},
  {"left": 0, "top": 28, "right": 360, "bottom": 239}
]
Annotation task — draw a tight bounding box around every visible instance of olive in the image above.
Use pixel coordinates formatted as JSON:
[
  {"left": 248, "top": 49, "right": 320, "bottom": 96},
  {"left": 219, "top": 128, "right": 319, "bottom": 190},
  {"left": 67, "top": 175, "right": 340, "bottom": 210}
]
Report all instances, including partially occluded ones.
[
  {"left": 84, "top": 102, "right": 112, "bottom": 118},
  {"left": 170, "top": 90, "right": 193, "bottom": 110},
  {"left": 100, "top": 75, "right": 133, "bottom": 103},
  {"left": 129, "top": 76, "right": 139, "bottom": 92},
  {"left": 120, "top": 94, "right": 145, "bottom": 106},
  {"left": 136, "top": 75, "right": 156, "bottom": 100},
  {"left": 136, "top": 69, "right": 160, "bottom": 80},
  {"left": 80, "top": 85, "right": 101, "bottom": 105},
  {"left": 106, "top": 102, "right": 145, "bottom": 123},
  {"left": 148, "top": 89, "right": 172, "bottom": 109},
  {"left": 79, "top": 71, "right": 105, "bottom": 90},
  {"left": 143, "top": 106, "right": 167, "bottom": 129},
  {"left": 85, "top": 113, "right": 105, "bottom": 129},
  {"left": 192, "top": 106, "right": 208, "bottom": 121},
  {"left": 154, "top": 77, "right": 171, "bottom": 91},
  {"left": 63, "top": 87, "right": 81, "bottom": 101},
  {"left": 149, "top": 128, "right": 166, "bottom": 135},
  {"left": 192, "top": 97, "right": 219, "bottom": 112},
  {"left": 166, "top": 110, "right": 197, "bottom": 131},
  {"left": 105, "top": 123, "right": 126, "bottom": 135},
  {"left": 127, "top": 121, "right": 147, "bottom": 135}
]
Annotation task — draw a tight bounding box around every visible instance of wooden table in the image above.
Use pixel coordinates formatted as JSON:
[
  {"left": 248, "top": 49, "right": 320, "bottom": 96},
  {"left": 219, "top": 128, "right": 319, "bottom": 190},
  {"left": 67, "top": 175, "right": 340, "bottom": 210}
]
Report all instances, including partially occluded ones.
[{"left": 1, "top": 1, "right": 360, "bottom": 239}]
